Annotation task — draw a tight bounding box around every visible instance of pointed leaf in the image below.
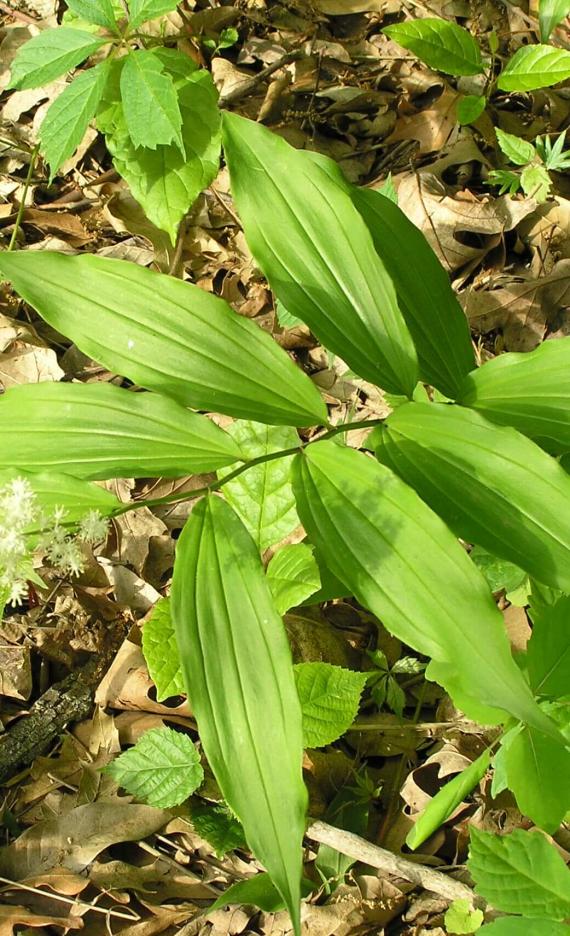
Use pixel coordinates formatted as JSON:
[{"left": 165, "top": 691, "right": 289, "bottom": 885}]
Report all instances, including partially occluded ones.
[
  {"left": 495, "top": 129, "right": 535, "bottom": 165},
  {"left": 292, "top": 441, "right": 556, "bottom": 734},
  {"left": 468, "top": 828, "right": 570, "bottom": 919},
  {"left": 383, "top": 18, "right": 484, "bottom": 76},
  {"left": 539, "top": 0, "right": 570, "bottom": 41},
  {"left": 378, "top": 402, "right": 570, "bottom": 592},
  {"left": 222, "top": 112, "right": 418, "bottom": 396},
  {"left": 210, "top": 872, "right": 289, "bottom": 913},
  {"left": 457, "top": 94, "right": 486, "bottom": 125},
  {"left": 128, "top": 0, "right": 180, "bottom": 29},
  {"left": 527, "top": 595, "right": 570, "bottom": 698},
  {"left": 0, "top": 468, "right": 120, "bottom": 524},
  {"left": 142, "top": 598, "right": 184, "bottom": 702},
  {"left": 459, "top": 339, "right": 570, "bottom": 455},
  {"left": 170, "top": 496, "right": 307, "bottom": 934},
  {"left": 8, "top": 28, "right": 108, "bottom": 90},
  {"left": 107, "top": 727, "right": 203, "bottom": 807},
  {"left": 351, "top": 186, "right": 475, "bottom": 398},
  {"left": 498, "top": 45, "right": 570, "bottom": 91},
  {"left": 0, "top": 252, "right": 326, "bottom": 427},
  {"left": 503, "top": 719, "right": 570, "bottom": 832},
  {"left": 120, "top": 51, "right": 183, "bottom": 151},
  {"left": 267, "top": 544, "right": 321, "bottom": 614},
  {"left": 40, "top": 61, "right": 111, "bottom": 178},
  {"left": 294, "top": 662, "right": 367, "bottom": 748},
  {"left": 66, "top": 0, "right": 118, "bottom": 29},
  {"left": 0, "top": 382, "right": 242, "bottom": 481}
]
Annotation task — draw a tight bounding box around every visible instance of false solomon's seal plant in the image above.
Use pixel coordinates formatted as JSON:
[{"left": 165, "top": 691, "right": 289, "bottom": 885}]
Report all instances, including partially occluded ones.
[{"left": 1, "top": 113, "right": 570, "bottom": 932}]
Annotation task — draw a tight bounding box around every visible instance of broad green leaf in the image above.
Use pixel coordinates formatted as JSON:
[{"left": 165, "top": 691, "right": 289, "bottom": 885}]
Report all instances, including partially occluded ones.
[
  {"left": 218, "top": 421, "right": 300, "bottom": 552},
  {"left": 222, "top": 112, "right": 418, "bottom": 397},
  {"left": 170, "top": 496, "right": 307, "bottom": 935},
  {"left": 210, "top": 872, "right": 289, "bottom": 913},
  {"left": 468, "top": 828, "right": 570, "bottom": 919},
  {"left": 539, "top": 0, "right": 570, "bottom": 41},
  {"left": 103, "top": 55, "right": 220, "bottom": 242},
  {"left": 187, "top": 799, "right": 246, "bottom": 857},
  {"left": 106, "top": 727, "right": 203, "bottom": 807},
  {"left": 498, "top": 45, "right": 570, "bottom": 92},
  {"left": 527, "top": 596, "right": 570, "bottom": 698},
  {"left": 469, "top": 547, "right": 526, "bottom": 595},
  {"left": 457, "top": 94, "right": 486, "bottom": 125},
  {"left": 495, "top": 129, "right": 535, "bottom": 165},
  {"left": 128, "top": 0, "right": 180, "bottom": 29},
  {"left": 0, "top": 468, "right": 120, "bottom": 525},
  {"left": 0, "top": 382, "right": 242, "bottom": 481},
  {"left": 503, "top": 719, "right": 570, "bottom": 831},
  {"left": 120, "top": 51, "right": 183, "bottom": 151},
  {"left": 66, "top": 0, "right": 118, "bottom": 29},
  {"left": 521, "top": 164, "right": 551, "bottom": 201},
  {"left": 406, "top": 749, "right": 490, "bottom": 851},
  {"left": 351, "top": 187, "right": 475, "bottom": 399},
  {"left": 267, "top": 544, "right": 321, "bottom": 614},
  {"left": 459, "top": 339, "right": 570, "bottom": 455},
  {"left": 377, "top": 402, "right": 570, "bottom": 592},
  {"left": 292, "top": 441, "right": 557, "bottom": 735},
  {"left": 0, "top": 252, "right": 326, "bottom": 428},
  {"left": 480, "top": 920, "right": 570, "bottom": 936},
  {"left": 8, "top": 28, "right": 108, "bottom": 90},
  {"left": 294, "top": 662, "right": 367, "bottom": 748},
  {"left": 444, "top": 900, "right": 484, "bottom": 934},
  {"left": 382, "top": 18, "right": 484, "bottom": 76},
  {"left": 40, "top": 60, "right": 111, "bottom": 179},
  {"left": 141, "top": 598, "right": 184, "bottom": 702}
]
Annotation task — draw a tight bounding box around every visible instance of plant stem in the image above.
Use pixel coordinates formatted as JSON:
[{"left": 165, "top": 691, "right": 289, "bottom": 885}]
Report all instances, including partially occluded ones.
[{"left": 7, "top": 144, "right": 39, "bottom": 251}]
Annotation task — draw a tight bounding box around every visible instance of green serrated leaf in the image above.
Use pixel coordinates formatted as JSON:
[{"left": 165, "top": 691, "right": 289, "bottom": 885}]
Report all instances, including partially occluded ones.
[
  {"left": 539, "top": 0, "right": 570, "bottom": 41},
  {"left": 383, "top": 18, "right": 484, "bottom": 76},
  {"left": 495, "top": 129, "right": 535, "bottom": 165},
  {"left": 487, "top": 169, "right": 521, "bottom": 196},
  {"left": 106, "top": 727, "right": 203, "bottom": 807},
  {"left": 468, "top": 828, "right": 570, "bottom": 919},
  {"left": 521, "top": 164, "right": 551, "bottom": 202},
  {"left": 128, "top": 0, "right": 180, "bottom": 29},
  {"left": 120, "top": 51, "right": 183, "bottom": 151},
  {"left": 187, "top": 799, "right": 246, "bottom": 857},
  {"left": 457, "top": 94, "right": 486, "bottom": 125},
  {"left": 8, "top": 28, "right": 108, "bottom": 90},
  {"left": 527, "top": 596, "right": 570, "bottom": 698},
  {"left": 294, "top": 662, "right": 367, "bottom": 748},
  {"left": 444, "top": 899, "right": 484, "bottom": 934},
  {"left": 66, "top": 0, "right": 118, "bottom": 29},
  {"left": 267, "top": 544, "right": 321, "bottom": 614},
  {"left": 142, "top": 599, "right": 184, "bottom": 702},
  {"left": 40, "top": 60, "right": 111, "bottom": 179},
  {"left": 498, "top": 45, "right": 570, "bottom": 92},
  {"left": 218, "top": 421, "right": 300, "bottom": 552}
]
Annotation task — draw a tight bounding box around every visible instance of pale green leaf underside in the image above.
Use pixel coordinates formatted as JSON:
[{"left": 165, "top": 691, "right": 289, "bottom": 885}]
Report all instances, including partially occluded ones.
[
  {"left": 498, "top": 44, "right": 570, "bottom": 91},
  {"left": 0, "top": 251, "right": 326, "bottom": 428},
  {"left": 383, "top": 18, "right": 484, "bottom": 76},
  {"left": 106, "top": 727, "right": 203, "bottom": 807},
  {"left": 294, "top": 662, "right": 367, "bottom": 748},
  {"left": 9, "top": 28, "right": 107, "bottom": 90},
  {"left": 0, "top": 382, "right": 241, "bottom": 481},
  {"left": 120, "top": 51, "right": 183, "bottom": 151},
  {"left": 142, "top": 598, "right": 184, "bottom": 702},
  {"left": 266, "top": 544, "right": 321, "bottom": 614}
]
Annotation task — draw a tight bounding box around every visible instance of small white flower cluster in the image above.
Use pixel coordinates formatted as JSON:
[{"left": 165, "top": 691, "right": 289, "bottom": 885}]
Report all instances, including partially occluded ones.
[{"left": 0, "top": 477, "right": 109, "bottom": 607}]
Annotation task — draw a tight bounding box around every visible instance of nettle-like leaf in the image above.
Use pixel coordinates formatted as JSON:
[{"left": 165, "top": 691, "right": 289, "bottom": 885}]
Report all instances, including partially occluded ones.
[
  {"left": 457, "top": 94, "right": 486, "bottom": 126},
  {"left": 495, "top": 128, "right": 535, "bottom": 165},
  {"left": 187, "top": 799, "right": 246, "bottom": 858},
  {"left": 382, "top": 18, "right": 484, "bottom": 76},
  {"left": 222, "top": 112, "right": 418, "bottom": 397},
  {"left": 8, "top": 28, "right": 108, "bottom": 90},
  {"left": 66, "top": 0, "right": 118, "bottom": 29},
  {"left": 377, "top": 402, "right": 570, "bottom": 592},
  {"left": 459, "top": 339, "right": 570, "bottom": 455},
  {"left": 141, "top": 598, "right": 184, "bottom": 702},
  {"left": 106, "top": 727, "right": 203, "bottom": 807},
  {"left": 498, "top": 45, "right": 570, "bottom": 92},
  {"left": 218, "top": 421, "right": 300, "bottom": 552},
  {"left": 444, "top": 900, "right": 484, "bottom": 936},
  {"left": 468, "top": 828, "right": 570, "bottom": 920},
  {"left": 171, "top": 496, "right": 307, "bottom": 936},
  {"left": 0, "top": 252, "right": 326, "bottom": 428},
  {"left": 480, "top": 919, "right": 570, "bottom": 936},
  {"left": 0, "top": 382, "right": 241, "bottom": 481},
  {"left": 266, "top": 544, "right": 321, "bottom": 614},
  {"left": 351, "top": 187, "right": 476, "bottom": 399},
  {"left": 0, "top": 468, "right": 120, "bottom": 526},
  {"left": 128, "top": 0, "right": 180, "bottom": 29},
  {"left": 292, "top": 441, "right": 557, "bottom": 735},
  {"left": 294, "top": 662, "right": 367, "bottom": 748},
  {"left": 539, "top": 0, "right": 570, "bottom": 42},
  {"left": 527, "top": 596, "right": 570, "bottom": 699},
  {"left": 102, "top": 52, "right": 221, "bottom": 242},
  {"left": 40, "top": 60, "right": 111, "bottom": 179},
  {"left": 120, "top": 51, "right": 183, "bottom": 151}
]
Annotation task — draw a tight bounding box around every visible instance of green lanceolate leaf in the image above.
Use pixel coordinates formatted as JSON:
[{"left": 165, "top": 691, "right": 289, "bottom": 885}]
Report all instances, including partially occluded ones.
[
  {"left": 8, "top": 28, "right": 108, "bottom": 90},
  {"left": 383, "top": 18, "right": 484, "bottom": 76},
  {"left": 106, "top": 727, "right": 203, "bottom": 807},
  {"left": 502, "top": 716, "right": 570, "bottom": 832},
  {"left": 294, "top": 662, "right": 367, "bottom": 748},
  {"left": 128, "top": 0, "right": 180, "bottom": 29},
  {"left": 0, "top": 252, "right": 326, "bottom": 427},
  {"left": 120, "top": 51, "right": 183, "bottom": 151},
  {"left": 457, "top": 94, "right": 486, "bottom": 126},
  {"left": 170, "top": 496, "right": 307, "bottom": 935},
  {"left": 267, "top": 544, "right": 321, "bottom": 614},
  {"left": 0, "top": 468, "right": 120, "bottom": 525},
  {"left": 468, "top": 828, "right": 570, "bottom": 919},
  {"left": 539, "top": 0, "right": 570, "bottom": 41},
  {"left": 495, "top": 128, "right": 535, "bottom": 165},
  {"left": 459, "top": 338, "right": 570, "bottom": 455},
  {"left": 292, "top": 441, "right": 557, "bottom": 734},
  {"left": 377, "top": 402, "right": 570, "bottom": 592},
  {"left": 142, "top": 598, "right": 184, "bottom": 702},
  {"left": 222, "top": 112, "right": 418, "bottom": 396},
  {"left": 527, "top": 596, "right": 570, "bottom": 699},
  {"left": 66, "top": 0, "right": 118, "bottom": 29},
  {"left": 218, "top": 421, "right": 300, "bottom": 552},
  {"left": 498, "top": 45, "right": 570, "bottom": 91},
  {"left": 0, "top": 382, "right": 242, "bottom": 481},
  {"left": 406, "top": 749, "right": 490, "bottom": 851},
  {"left": 351, "top": 187, "right": 475, "bottom": 399},
  {"left": 40, "top": 60, "right": 111, "bottom": 179}
]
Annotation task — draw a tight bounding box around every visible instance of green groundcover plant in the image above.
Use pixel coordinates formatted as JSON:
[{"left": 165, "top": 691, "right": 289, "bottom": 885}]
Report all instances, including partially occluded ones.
[{"left": 1, "top": 116, "right": 570, "bottom": 934}]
